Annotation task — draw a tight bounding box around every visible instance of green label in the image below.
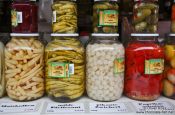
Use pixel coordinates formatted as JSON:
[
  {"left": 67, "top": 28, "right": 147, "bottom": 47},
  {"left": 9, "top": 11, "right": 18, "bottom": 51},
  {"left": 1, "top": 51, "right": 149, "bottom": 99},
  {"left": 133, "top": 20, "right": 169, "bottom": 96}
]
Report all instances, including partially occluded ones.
[
  {"left": 114, "top": 58, "right": 125, "bottom": 74},
  {"left": 99, "top": 10, "right": 118, "bottom": 26},
  {"left": 48, "top": 62, "right": 74, "bottom": 78},
  {"left": 145, "top": 59, "right": 164, "bottom": 74}
]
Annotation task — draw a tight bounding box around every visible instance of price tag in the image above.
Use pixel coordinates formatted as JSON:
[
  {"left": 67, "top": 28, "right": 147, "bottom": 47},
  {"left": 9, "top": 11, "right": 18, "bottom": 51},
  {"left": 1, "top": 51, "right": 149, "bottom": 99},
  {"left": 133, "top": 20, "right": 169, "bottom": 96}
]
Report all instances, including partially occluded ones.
[
  {"left": 89, "top": 102, "right": 128, "bottom": 113},
  {"left": 0, "top": 102, "right": 38, "bottom": 113},
  {"left": 45, "top": 103, "right": 85, "bottom": 113},
  {"left": 133, "top": 101, "right": 175, "bottom": 114}
]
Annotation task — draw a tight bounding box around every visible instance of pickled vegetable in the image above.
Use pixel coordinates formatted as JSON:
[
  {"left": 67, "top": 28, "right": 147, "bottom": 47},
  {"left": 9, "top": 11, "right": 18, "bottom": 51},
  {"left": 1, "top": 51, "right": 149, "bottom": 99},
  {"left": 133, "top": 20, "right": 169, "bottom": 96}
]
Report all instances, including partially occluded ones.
[
  {"left": 93, "top": 1, "right": 119, "bottom": 33},
  {"left": 45, "top": 35, "right": 85, "bottom": 102},
  {"left": 163, "top": 36, "right": 175, "bottom": 99},
  {"left": 0, "top": 42, "right": 5, "bottom": 97},
  {"left": 52, "top": 1, "right": 77, "bottom": 33},
  {"left": 124, "top": 34, "right": 164, "bottom": 101},
  {"left": 5, "top": 34, "right": 44, "bottom": 101},
  {"left": 133, "top": 1, "right": 159, "bottom": 33},
  {"left": 11, "top": 1, "right": 38, "bottom": 33}
]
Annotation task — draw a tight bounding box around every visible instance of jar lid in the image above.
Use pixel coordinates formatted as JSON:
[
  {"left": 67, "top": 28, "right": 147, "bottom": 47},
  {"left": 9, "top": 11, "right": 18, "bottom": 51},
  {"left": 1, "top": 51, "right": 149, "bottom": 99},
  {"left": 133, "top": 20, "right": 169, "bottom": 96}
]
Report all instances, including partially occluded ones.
[
  {"left": 131, "top": 33, "right": 159, "bottom": 37},
  {"left": 91, "top": 33, "right": 119, "bottom": 37},
  {"left": 134, "top": 0, "right": 158, "bottom": 1},
  {"left": 10, "top": 33, "right": 39, "bottom": 37},
  {"left": 94, "top": 0, "right": 118, "bottom": 2},
  {"left": 51, "top": 33, "right": 79, "bottom": 37},
  {"left": 169, "top": 33, "right": 175, "bottom": 36}
]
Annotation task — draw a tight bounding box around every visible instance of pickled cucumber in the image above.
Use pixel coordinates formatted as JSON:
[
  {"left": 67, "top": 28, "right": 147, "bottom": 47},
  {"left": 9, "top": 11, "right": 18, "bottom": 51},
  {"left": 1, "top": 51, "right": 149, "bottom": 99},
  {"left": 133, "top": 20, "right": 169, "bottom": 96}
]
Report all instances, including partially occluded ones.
[
  {"left": 93, "top": 1, "right": 119, "bottom": 33},
  {"left": 133, "top": 2, "right": 159, "bottom": 33}
]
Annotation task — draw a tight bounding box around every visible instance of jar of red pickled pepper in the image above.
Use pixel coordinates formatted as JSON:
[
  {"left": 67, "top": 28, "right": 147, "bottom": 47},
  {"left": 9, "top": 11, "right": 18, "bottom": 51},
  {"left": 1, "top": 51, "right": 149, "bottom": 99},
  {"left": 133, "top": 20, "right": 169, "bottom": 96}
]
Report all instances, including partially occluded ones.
[
  {"left": 163, "top": 34, "right": 175, "bottom": 100},
  {"left": 124, "top": 33, "right": 164, "bottom": 101},
  {"left": 11, "top": 0, "right": 38, "bottom": 33},
  {"left": 171, "top": 0, "right": 175, "bottom": 33}
]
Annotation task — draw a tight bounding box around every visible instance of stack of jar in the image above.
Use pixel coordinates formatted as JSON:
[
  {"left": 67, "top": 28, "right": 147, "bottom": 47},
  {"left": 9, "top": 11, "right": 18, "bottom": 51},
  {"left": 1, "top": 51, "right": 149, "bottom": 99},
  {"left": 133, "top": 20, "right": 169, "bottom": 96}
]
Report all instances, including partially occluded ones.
[
  {"left": 45, "top": 0, "right": 85, "bottom": 102},
  {"left": 86, "top": 0, "right": 125, "bottom": 102},
  {"left": 124, "top": 0, "right": 163, "bottom": 101},
  {"left": 4, "top": 0, "right": 45, "bottom": 101}
]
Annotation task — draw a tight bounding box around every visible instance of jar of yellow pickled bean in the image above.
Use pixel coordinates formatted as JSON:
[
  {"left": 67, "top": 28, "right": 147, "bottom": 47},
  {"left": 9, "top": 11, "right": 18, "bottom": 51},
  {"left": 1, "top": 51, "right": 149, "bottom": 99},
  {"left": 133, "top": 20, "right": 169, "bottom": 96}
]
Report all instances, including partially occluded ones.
[
  {"left": 52, "top": 0, "right": 77, "bottom": 33},
  {"left": 45, "top": 33, "right": 85, "bottom": 102}
]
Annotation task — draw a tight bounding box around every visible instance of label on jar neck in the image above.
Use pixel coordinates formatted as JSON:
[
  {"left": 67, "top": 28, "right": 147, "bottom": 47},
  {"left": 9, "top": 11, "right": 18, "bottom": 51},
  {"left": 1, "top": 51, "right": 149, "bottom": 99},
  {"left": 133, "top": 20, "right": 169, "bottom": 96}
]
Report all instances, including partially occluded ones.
[
  {"left": 98, "top": 10, "right": 118, "bottom": 26},
  {"left": 48, "top": 62, "right": 74, "bottom": 78},
  {"left": 114, "top": 58, "right": 125, "bottom": 74},
  {"left": 145, "top": 59, "right": 164, "bottom": 74},
  {"left": 11, "top": 10, "right": 23, "bottom": 27},
  {"left": 52, "top": 11, "right": 57, "bottom": 23}
]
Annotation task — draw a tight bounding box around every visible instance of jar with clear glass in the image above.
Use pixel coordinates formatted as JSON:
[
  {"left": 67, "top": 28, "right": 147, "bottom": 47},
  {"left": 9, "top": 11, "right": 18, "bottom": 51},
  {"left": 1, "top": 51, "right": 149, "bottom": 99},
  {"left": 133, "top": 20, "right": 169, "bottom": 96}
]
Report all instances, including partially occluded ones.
[
  {"left": 171, "top": 1, "right": 175, "bottom": 32},
  {"left": 52, "top": 0, "right": 77, "bottom": 33},
  {"left": 133, "top": 0, "right": 159, "bottom": 33},
  {"left": 124, "top": 33, "right": 164, "bottom": 101},
  {"left": 93, "top": 0, "right": 119, "bottom": 33},
  {"left": 0, "top": 41, "right": 5, "bottom": 98},
  {"left": 163, "top": 34, "right": 175, "bottom": 99},
  {"left": 45, "top": 33, "right": 85, "bottom": 102},
  {"left": 11, "top": 0, "right": 38, "bottom": 33},
  {"left": 86, "top": 34, "right": 124, "bottom": 101},
  {"left": 5, "top": 33, "right": 44, "bottom": 101}
]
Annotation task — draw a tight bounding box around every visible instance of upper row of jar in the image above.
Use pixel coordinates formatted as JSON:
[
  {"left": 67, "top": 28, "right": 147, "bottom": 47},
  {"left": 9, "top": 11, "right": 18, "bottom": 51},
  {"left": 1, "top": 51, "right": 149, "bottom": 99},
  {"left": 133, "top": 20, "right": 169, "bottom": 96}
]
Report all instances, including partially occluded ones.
[{"left": 11, "top": 0, "right": 175, "bottom": 33}]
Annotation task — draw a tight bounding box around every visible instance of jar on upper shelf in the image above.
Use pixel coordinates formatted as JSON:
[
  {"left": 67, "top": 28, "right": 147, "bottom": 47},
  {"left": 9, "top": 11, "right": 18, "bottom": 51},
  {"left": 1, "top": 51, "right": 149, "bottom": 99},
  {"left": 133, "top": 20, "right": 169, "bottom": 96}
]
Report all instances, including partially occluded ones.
[
  {"left": 52, "top": 0, "right": 77, "bottom": 33},
  {"left": 93, "top": 0, "right": 119, "bottom": 33},
  {"left": 86, "top": 33, "right": 125, "bottom": 101},
  {"left": 45, "top": 33, "right": 85, "bottom": 102},
  {"left": 124, "top": 33, "right": 164, "bottom": 101},
  {"left": 163, "top": 34, "right": 175, "bottom": 100},
  {"left": 132, "top": 0, "right": 159, "bottom": 33},
  {"left": 5, "top": 33, "right": 44, "bottom": 101},
  {"left": 11, "top": 0, "right": 38, "bottom": 33}
]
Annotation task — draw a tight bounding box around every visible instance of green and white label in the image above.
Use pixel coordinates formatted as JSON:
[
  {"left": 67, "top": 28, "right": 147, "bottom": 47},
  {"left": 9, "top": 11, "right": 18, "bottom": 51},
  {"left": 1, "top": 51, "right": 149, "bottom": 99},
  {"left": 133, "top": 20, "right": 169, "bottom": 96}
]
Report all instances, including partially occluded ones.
[
  {"left": 48, "top": 62, "right": 74, "bottom": 78},
  {"left": 145, "top": 59, "right": 164, "bottom": 74},
  {"left": 99, "top": 10, "right": 118, "bottom": 26},
  {"left": 114, "top": 58, "right": 125, "bottom": 74}
]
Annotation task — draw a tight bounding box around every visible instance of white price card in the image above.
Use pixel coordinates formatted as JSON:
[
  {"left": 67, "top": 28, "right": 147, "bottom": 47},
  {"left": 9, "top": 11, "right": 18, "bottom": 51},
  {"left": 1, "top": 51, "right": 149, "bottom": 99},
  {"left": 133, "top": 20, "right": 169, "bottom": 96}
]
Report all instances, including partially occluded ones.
[
  {"left": 0, "top": 102, "right": 38, "bottom": 113},
  {"left": 45, "top": 103, "right": 85, "bottom": 113},
  {"left": 132, "top": 101, "right": 175, "bottom": 114},
  {"left": 89, "top": 102, "right": 128, "bottom": 113}
]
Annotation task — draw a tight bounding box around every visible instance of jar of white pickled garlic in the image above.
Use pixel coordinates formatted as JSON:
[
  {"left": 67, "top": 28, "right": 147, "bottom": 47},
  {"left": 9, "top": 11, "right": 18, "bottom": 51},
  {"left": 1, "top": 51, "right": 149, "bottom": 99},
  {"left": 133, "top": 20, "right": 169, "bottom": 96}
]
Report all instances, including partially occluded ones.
[
  {"left": 86, "top": 33, "right": 125, "bottom": 101},
  {"left": 5, "top": 33, "right": 44, "bottom": 101}
]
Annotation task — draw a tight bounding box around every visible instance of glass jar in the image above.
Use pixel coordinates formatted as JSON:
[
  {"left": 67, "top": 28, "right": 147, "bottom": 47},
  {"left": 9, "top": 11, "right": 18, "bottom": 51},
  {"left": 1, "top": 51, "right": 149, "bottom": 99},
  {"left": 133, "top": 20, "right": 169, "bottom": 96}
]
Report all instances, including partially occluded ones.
[
  {"left": 93, "top": 0, "right": 119, "bottom": 33},
  {"left": 171, "top": 1, "right": 175, "bottom": 33},
  {"left": 163, "top": 34, "right": 175, "bottom": 99},
  {"left": 133, "top": 0, "right": 159, "bottom": 33},
  {"left": 0, "top": 1, "right": 11, "bottom": 32},
  {"left": 52, "top": 0, "right": 77, "bottom": 33},
  {"left": 11, "top": 1, "right": 38, "bottom": 33},
  {"left": 86, "top": 34, "right": 125, "bottom": 101},
  {"left": 5, "top": 33, "right": 44, "bottom": 101},
  {"left": 45, "top": 33, "right": 85, "bottom": 102},
  {"left": 0, "top": 41, "right": 5, "bottom": 98},
  {"left": 124, "top": 33, "right": 164, "bottom": 101}
]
